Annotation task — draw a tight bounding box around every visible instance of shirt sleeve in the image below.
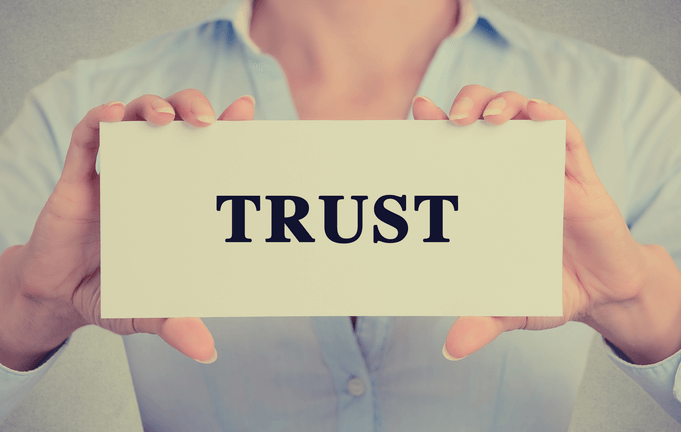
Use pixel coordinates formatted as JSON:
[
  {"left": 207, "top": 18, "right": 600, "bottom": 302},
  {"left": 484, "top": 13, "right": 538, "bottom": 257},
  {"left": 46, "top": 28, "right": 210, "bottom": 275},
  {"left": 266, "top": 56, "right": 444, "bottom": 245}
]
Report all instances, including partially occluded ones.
[
  {"left": 0, "top": 337, "right": 71, "bottom": 421},
  {"left": 603, "top": 337, "right": 681, "bottom": 423},
  {"left": 0, "top": 64, "right": 87, "bottom": 422},
  {"left": 0, "top": 61, "right": 86, "bottom": 251},
  {"left": 609, "top": 57, "right": 681, "bottom": 424}
]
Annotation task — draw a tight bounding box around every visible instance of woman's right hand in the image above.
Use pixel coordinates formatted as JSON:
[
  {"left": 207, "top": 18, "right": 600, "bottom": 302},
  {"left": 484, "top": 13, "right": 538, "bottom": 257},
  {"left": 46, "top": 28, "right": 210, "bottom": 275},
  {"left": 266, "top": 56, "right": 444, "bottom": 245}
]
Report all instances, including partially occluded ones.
[{"left": 0, "top": 89, "right": 255, "bottom": 371}]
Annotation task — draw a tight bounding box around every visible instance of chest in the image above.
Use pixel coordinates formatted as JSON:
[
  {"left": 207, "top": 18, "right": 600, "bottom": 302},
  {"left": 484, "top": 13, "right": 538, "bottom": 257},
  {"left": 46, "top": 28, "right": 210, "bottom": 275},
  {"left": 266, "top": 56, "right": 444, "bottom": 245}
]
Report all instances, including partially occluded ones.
[{"left": 125, "top": 317, "right": 594, "bottom": 432}]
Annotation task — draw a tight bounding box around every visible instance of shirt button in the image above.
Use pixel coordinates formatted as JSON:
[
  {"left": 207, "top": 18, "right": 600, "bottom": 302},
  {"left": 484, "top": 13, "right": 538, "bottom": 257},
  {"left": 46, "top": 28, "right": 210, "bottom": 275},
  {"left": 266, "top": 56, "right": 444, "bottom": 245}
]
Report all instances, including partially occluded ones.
[{"left": 347, "top": 376, "right": 366, "bottom": 397}]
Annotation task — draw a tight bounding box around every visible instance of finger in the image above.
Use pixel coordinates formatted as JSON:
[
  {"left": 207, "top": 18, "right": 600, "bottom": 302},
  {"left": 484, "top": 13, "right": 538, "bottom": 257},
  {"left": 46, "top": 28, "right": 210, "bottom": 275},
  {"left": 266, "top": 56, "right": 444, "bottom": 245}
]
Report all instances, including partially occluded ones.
[
  {"left": 122, "top": 94, "right": 176, "bottom": 125},
  {"left": 412, "top": 96, "right": 449, "bottom": 120},
  {"left": 442, "top": 316, "right": 526, "bottom": 360},
  {"left": 165, "top": 89, "right": 216, "bottom": 127},
  {"left": 481, "top": 91, "right": 531, "bottom": 124},
  {"left": 133, "top": 317, "right": 217, "bottom": 363},
  {"left": 448, "top": 85, "right": 498, "bottom": 126},
  {"left": 218, "top": 95, "right": 256, "bottom": 121},
  {"left": 61, "top": 101, "right": 126, "bottom": 184},
  {"left": 526, "top": 99, "right": 600, "bottom": 185}
]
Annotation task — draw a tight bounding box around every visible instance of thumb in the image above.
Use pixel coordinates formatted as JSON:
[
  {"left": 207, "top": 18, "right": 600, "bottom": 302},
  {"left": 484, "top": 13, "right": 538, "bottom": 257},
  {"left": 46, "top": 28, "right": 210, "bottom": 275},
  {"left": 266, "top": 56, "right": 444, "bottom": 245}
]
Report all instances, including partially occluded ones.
[
  {"left": 443, "top": 316, "right": 526, "bottom": 360},
  {"left": 133, "top": 317, "right": 217, "bottom": 363}
]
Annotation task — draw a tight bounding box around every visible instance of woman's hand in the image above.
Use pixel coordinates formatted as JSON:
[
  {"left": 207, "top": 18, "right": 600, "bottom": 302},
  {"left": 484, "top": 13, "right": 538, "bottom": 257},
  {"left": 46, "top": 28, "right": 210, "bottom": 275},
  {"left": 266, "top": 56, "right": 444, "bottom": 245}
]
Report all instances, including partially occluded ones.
[
  {"left": 412, "top": 85, "right": 681, "bottom": 365},
  {"left": 0, "top": 90, "right": 255, "bottom": 371}
]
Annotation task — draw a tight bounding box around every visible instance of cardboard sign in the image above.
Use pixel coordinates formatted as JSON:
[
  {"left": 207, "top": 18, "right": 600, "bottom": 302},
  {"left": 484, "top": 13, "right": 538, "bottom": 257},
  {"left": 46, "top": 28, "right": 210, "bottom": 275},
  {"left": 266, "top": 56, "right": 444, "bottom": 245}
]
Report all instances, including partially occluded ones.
[{"left": 100, "top": 120, "right": 565, "bottom": 318}]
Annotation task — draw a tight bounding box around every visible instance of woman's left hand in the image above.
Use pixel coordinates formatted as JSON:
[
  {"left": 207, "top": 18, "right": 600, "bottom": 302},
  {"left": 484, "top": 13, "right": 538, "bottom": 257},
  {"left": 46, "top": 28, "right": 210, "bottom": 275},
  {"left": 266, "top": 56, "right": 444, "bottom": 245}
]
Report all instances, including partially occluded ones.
[{"left": 412, "top": 85, "right": 679, "bottom": 364}]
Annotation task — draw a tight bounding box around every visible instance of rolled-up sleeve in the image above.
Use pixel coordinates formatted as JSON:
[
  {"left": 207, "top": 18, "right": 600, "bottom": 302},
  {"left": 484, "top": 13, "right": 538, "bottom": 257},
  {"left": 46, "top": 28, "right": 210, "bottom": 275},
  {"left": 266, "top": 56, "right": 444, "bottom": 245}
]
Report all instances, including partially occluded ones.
[
  {"left": 0, "top": 337, "right": 70, "bottom": 421},
  {"left": 604, "top": 337, "right": 681, "bottom": 423}
]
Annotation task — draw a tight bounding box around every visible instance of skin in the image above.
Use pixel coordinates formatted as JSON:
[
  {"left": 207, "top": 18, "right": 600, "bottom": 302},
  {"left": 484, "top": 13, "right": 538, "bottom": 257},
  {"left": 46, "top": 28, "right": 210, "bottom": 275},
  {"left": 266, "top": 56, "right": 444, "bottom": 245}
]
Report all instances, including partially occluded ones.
[
  {"left": 0, "top": 91, "right": 254, "bottom": 369},
  {"left": 414, "top": 92, "right": 681, "bottom": 365},
  {"left": 1, "top": 0, "right": 681, "bottom": 373}
]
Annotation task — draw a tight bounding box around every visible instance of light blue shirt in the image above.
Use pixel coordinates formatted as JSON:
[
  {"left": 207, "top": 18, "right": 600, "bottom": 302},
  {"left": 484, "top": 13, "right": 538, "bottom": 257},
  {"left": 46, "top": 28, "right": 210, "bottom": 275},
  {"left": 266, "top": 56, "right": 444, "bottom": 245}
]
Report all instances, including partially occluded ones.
[{"left": 2, "top": 0, "right": 681, "bottom": 430}]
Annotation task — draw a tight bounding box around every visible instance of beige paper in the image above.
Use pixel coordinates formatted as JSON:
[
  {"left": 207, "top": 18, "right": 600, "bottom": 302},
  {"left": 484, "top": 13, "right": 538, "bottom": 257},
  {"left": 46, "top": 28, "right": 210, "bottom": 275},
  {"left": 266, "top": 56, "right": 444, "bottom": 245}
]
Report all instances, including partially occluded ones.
[{"left": 99, "top": 120, "right": 565, "bottom": 318}]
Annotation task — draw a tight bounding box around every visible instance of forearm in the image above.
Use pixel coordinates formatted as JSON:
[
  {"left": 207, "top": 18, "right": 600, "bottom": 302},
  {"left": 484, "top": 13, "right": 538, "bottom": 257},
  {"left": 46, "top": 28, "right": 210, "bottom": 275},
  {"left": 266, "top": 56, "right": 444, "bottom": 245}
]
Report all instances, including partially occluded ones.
[
  {"left": 585, "top": 244, "right": 681, "bottom": 365},
  {"left": 0, "top": 245, "right": 80, "bottom": 371}
]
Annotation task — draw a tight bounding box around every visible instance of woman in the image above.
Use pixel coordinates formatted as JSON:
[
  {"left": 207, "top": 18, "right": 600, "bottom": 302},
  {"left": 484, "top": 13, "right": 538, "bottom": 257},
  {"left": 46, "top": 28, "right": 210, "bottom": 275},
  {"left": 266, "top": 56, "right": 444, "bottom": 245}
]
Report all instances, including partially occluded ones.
[{"left": 1, "top": 0, "right": 681, "bottom": 430}]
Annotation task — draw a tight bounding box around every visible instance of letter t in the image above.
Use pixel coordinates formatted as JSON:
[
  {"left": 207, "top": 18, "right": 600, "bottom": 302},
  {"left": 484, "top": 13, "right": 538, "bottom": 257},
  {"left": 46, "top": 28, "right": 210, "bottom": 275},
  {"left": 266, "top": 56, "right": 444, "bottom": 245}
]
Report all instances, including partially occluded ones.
[{"left": 217, "top": 195, "right": 261, "bottom": 242}]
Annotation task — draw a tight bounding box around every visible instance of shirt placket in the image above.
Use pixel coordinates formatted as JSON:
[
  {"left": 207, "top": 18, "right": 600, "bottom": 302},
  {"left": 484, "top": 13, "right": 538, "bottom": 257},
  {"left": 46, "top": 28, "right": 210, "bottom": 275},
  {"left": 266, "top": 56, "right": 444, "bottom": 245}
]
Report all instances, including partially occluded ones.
[
  {"left": 313, "top": 317, "right": 393, "bottom": 432},
  {"left": 235, "top": 20, "right": 375, "bottom": 431}
]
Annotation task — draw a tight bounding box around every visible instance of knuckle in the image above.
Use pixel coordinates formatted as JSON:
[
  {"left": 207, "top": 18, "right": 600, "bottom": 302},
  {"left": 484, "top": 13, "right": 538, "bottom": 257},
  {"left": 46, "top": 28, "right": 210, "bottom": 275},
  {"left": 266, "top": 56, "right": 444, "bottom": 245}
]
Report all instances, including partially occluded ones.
[
  {"left": 460, "top": 84, "right": 484, "bottom": 93},
  {"left": 88, "top": 105, "right": 102, "bottom": 116},
  {"left": 497, "top": 91, "right": 524, "bottom": 103},
  {"left": 83, "top": 106, "right": 105, "bottom": 125},
  {"left": 461, "top": 84, "right": 497, "bottom": 96},
  {"left": 84, "top": 113, "right": 103, "bottom": 129},
  {"left": 179, "top": 88, "right": 205, "bottom": 99},
  {"left": 136, "top": 94, "right": 161, "bottom": 106},
  {"left": 497, "top": 90, "right": 516, "bottom": 98}
]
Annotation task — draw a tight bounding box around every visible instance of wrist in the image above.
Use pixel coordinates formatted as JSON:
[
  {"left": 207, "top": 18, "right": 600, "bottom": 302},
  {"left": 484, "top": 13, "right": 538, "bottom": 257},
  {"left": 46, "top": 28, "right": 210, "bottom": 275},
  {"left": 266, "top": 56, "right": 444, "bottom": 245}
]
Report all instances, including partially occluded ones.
[
  {"left": 584, "top": 244, "right": 681, "bottom": 365},
  {"left": 0, "top": 245, "right": 82, "bottom": 371}
]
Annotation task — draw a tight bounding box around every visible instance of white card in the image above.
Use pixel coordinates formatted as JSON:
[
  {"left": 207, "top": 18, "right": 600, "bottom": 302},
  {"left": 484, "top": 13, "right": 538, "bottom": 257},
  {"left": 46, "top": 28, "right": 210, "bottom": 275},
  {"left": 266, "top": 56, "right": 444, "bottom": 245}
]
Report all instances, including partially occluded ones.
[{"left": 100, "top": 120, "right": 565, "bottom": 318}]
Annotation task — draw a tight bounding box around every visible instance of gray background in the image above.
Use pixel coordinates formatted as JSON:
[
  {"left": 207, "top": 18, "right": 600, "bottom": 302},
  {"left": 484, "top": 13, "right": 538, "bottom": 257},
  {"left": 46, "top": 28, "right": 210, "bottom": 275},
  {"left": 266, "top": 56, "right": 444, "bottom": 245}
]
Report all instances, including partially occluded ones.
[{"left": 1, "top": 0, "right": 681, "bottom": 431}]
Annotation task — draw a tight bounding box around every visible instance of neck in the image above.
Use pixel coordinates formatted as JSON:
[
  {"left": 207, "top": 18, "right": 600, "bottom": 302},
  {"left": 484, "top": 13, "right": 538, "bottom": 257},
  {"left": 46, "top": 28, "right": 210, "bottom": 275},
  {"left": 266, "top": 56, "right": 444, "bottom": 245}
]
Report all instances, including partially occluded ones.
[{"left": 250, "top": 0, "right": 459, "bottom": 119}]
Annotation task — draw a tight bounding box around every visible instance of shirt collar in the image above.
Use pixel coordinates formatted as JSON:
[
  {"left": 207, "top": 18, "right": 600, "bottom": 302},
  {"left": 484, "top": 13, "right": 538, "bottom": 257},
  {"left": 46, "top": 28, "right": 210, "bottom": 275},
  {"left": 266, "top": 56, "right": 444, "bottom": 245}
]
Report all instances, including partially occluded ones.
[{"left": 192, "top": 0, "right": 513, "bottom": 53}]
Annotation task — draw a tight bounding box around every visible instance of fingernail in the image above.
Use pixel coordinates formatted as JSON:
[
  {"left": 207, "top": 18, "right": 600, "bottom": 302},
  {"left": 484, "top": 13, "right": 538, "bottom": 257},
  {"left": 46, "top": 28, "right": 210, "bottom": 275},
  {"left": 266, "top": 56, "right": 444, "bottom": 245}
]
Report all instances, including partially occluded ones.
[
  {"left": 104, "top": 101, "right": 125, "bottom": 108},
  {"left": 442, "top": 343, "right": 467, "bottom": 361},
  {"left": 449, "top": 96, "right": 473, "bottom": 120},
  {"left": 152, "top": 98, "right": 175, "bottom": 115},
  {"left": 412, "top": 95, "right": 434, "bottom": 106},
  {"left": 238, "top": 95, "right": 256, "bottom": 107},
  {"left": 482, "top": 97, "right": 507, "bottom": 117},
  {"left": 195, "top": 348, "right": 218, "bottom": 364},
  {"left": 528, "top": 98, "right": 547, "bottom": 104},
  {"left": 191, "top": 100, "right": 216, "bottom": 124}
]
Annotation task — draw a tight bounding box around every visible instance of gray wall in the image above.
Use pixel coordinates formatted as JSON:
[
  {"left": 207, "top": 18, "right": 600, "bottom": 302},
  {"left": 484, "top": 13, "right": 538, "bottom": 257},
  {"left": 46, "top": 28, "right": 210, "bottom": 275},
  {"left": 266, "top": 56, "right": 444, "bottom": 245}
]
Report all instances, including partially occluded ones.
[{"left": 1, "top": 1, "right": 681, "bottom": 431}]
